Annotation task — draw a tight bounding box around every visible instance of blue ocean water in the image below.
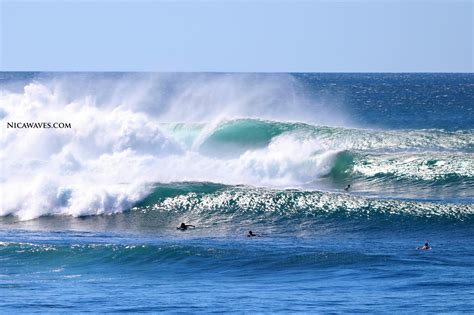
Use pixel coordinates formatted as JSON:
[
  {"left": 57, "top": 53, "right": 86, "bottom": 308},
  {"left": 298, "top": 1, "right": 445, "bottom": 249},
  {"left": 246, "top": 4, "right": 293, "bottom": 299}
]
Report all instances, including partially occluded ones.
[{"left": 0, "top": 73, "right": 473, "bottom": 313}]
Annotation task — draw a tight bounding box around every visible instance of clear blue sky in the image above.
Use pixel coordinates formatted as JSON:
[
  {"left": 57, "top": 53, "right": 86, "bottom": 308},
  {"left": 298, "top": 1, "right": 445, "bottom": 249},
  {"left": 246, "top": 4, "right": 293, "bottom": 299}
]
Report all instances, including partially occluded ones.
[{"left": 0, "top": 0, "right": 472, "bottom": 72}]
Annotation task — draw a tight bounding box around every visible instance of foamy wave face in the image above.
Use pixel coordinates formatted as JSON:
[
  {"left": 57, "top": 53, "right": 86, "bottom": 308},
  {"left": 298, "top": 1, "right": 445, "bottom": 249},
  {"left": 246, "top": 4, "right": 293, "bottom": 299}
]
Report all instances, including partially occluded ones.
[
  {"left": 0, "top": 73, "right": 347, "bottom": 220},
  {"left": 138, "top": 185, "right": 474, "bottom": 222},
  {"left": 0, "top": 81, "right": 178, "bottom": 219},
  {"left": 352, "top": 153, "right": 474, "bottom": 181}
]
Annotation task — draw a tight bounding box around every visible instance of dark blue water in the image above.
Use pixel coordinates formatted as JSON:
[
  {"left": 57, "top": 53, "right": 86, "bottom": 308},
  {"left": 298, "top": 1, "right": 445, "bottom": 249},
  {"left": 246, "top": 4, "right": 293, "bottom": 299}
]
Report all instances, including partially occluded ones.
[
  {"left": 296, "top": 73, "right": 474, "bottom": 130},
  {"left": 1, "top": 73, "right": 473, "bottom": 313}
]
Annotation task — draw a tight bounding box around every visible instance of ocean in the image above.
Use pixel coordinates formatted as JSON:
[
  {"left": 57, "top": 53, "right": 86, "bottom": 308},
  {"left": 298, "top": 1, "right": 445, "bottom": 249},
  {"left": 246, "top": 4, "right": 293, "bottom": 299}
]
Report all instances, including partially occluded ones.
[{"left": 1, "top": 72, "right": 473, "bottom": 313}]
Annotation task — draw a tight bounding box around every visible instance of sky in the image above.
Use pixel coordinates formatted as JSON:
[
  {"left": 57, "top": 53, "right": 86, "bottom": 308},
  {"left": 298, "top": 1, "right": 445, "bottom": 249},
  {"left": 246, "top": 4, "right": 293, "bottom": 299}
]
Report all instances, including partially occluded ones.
[{"left": 0, "top": 0, "right": 472, "bottom": 72}]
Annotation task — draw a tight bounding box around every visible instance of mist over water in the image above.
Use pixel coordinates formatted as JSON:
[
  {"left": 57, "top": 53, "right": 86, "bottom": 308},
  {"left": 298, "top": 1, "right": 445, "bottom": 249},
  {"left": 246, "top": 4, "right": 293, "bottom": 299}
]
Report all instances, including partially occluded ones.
[{"left": 1, "top": 73, "right": 322, "bottom": 219}]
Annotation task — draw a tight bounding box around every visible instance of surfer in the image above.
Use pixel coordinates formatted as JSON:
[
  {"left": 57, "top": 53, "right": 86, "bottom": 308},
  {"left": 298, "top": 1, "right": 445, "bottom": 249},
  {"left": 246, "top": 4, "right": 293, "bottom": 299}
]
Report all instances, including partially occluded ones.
[
  {"left": 417, "top": 242, "right": 431, "bottom": 250},
  {"left": 344, "top": 184, "right": 351, "bottom": 191},
  {"left": 177, "top": 223, "right": 195, "bottom": 231},
  {"left": 247, "top": 230, "right": 258, "bottom": 237}
]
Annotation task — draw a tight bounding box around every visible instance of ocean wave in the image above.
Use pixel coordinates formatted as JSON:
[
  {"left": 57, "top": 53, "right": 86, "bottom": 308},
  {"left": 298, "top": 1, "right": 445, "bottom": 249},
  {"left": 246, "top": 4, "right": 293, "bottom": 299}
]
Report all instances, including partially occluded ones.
[
  {"left": 161, "top": 119, "right": 474, "bottom": 188},
  {"left": 1, "top": 74, "right": 472, "bottom": 220},
  {"left": 162, "top": 119, "right": 474, "bottom": 154},
  {"left": 0, "top": 241, "right": 392, "bottom": 272},
  {"left": 134, "top": 183, "right": 474, "bottom": 222}
]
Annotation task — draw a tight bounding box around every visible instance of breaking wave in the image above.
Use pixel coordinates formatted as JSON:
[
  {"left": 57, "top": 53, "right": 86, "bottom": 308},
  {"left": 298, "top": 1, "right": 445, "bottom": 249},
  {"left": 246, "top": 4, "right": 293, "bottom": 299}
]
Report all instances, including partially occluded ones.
[{"left": 0, "top": 73, "right": 472, "bottom": 220}]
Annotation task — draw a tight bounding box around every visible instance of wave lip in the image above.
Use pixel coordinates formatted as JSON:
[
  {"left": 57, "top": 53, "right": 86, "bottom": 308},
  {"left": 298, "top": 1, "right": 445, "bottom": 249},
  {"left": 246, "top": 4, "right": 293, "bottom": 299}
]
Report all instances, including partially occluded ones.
[{"left": 162, "top": 119, "right": 474, "bottom": 154}]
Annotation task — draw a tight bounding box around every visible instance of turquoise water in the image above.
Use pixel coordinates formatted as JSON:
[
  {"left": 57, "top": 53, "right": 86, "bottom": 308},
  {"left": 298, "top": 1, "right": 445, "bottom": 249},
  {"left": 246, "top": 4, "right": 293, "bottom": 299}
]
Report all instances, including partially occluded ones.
[{"left": 1, "top": 73, "right": 473, "bottom": 313}]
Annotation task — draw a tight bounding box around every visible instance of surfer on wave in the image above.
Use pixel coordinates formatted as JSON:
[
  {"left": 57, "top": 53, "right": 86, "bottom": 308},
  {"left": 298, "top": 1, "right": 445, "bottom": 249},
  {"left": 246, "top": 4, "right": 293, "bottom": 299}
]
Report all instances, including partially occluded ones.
[{"left": 177, "top": 223, "right": 195, "bottom": 231}]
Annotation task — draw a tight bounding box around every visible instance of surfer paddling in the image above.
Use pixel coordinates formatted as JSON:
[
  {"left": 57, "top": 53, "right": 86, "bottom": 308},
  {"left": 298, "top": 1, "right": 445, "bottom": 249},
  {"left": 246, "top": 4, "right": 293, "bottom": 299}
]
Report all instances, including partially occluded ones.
[
  {"left": 417, "top": 242, "right": 431, "bottom": 250},
  {"left": 177, "top": 223, "right": 195, "bottom": 231},
  {"left": 247, "top": 230, "right": 258, "bottom": 237}
]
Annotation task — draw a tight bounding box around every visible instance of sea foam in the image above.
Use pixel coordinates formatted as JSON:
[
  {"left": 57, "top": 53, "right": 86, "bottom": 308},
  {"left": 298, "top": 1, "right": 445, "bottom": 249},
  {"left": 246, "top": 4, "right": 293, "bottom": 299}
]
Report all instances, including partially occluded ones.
[{"left": 0, "top": 73, "right": 346, "bottom": 219}]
